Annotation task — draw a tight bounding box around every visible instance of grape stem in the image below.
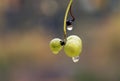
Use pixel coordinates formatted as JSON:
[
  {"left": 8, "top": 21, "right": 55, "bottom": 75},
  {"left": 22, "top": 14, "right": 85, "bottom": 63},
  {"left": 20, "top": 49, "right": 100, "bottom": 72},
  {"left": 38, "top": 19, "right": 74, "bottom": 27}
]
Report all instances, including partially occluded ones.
[{"left": 63, "top": 0, "right": 73, "bottom": 41}]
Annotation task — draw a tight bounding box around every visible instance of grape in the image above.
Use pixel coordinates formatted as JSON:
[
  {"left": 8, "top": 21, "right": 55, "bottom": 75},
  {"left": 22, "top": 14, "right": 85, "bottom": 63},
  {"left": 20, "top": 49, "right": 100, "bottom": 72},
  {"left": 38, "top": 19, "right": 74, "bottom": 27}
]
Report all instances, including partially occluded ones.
[
  {"left": 49, "top": 38, "right": 63, "bottom": 54},
  {"left": 64, "top": 36, "right": 82, "bottom": 57}
]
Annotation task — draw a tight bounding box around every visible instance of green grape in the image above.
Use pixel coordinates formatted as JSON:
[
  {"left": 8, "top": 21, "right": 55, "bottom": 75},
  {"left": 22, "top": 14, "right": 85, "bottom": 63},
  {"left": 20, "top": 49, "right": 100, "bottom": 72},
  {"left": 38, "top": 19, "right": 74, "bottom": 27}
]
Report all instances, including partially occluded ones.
[
  {"left": 49, "top": 38, "right": 63, "bottom": 54},
  {"left": 64, "top": 36, "right": 82, "bottom": 57}
]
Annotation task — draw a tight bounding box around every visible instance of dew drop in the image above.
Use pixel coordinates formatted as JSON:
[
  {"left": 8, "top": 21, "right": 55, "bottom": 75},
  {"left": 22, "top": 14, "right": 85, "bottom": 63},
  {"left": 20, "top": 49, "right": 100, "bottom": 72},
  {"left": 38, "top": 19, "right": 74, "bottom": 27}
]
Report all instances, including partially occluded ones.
[
  {"left": 72, "top": 56, "right": 79, "bottom": 63},
  {"left": 67, "top": 25, "right": 73, "bottom": 31}
]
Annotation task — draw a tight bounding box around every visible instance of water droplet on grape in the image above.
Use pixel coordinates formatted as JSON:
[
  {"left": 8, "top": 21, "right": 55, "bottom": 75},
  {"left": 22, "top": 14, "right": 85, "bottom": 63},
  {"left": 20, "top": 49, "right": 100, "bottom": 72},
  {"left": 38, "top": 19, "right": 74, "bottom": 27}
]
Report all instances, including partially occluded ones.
[
  {"left": 67, "top": 25, "right": 73, "bottom": 31},
  {"left": 72, "top": 56, "right": 79, "bottom": 63}
]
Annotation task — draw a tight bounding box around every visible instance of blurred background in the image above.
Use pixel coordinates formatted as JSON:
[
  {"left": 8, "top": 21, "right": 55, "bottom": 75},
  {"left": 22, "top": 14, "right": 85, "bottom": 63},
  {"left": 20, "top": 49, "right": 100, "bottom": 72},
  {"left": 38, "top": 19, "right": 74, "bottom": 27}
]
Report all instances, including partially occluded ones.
[{"left": 0, "top": 0, "right": 120, "bottom": 81}]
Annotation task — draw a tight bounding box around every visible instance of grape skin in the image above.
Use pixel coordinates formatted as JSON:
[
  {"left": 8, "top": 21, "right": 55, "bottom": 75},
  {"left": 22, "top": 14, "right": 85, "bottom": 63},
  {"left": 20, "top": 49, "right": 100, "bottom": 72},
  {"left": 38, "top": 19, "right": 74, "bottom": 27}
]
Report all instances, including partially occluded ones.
[{"left": 67, "top": 35, "right": 81, "bottom": 42}]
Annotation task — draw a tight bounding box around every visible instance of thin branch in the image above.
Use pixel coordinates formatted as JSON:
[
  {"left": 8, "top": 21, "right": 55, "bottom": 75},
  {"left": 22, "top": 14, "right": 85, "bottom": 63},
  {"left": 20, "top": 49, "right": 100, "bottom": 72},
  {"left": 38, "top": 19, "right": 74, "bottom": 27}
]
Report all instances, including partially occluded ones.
[{"left": 63, "top": 0, "right": 73, "bottom": 40}]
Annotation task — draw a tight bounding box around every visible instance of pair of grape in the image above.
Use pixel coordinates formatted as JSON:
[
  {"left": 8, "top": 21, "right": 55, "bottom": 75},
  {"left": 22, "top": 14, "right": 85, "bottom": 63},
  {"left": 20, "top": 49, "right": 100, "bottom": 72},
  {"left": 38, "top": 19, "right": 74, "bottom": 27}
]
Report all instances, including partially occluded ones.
[{"left": 49, "top": 35, "right": 82, "bottom": 57}]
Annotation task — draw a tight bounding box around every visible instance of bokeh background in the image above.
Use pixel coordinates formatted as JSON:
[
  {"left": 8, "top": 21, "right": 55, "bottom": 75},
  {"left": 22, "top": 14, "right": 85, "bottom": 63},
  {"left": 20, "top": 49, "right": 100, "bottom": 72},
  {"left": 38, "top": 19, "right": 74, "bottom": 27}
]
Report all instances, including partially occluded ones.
[{"left": 0, "top": 0, "right": 120, "bottom": 81}]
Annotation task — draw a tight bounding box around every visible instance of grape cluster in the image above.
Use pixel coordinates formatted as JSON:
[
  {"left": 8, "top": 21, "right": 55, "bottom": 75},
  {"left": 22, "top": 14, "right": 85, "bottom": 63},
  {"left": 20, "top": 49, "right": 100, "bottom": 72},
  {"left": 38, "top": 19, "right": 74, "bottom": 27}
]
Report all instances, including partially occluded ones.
[
  {"left": 49, "top": 0, "right": 82, "bottom": 62},
  {"left": 49, "top": 35, "right": 82, "bottom": 58}
]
